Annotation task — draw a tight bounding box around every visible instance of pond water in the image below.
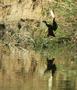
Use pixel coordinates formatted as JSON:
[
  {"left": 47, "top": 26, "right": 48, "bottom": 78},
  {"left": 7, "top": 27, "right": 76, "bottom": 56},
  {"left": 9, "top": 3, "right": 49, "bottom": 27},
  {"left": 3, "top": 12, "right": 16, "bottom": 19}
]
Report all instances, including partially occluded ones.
[{"left": 0, "top": 70, "right": 77, "bottom": 90}]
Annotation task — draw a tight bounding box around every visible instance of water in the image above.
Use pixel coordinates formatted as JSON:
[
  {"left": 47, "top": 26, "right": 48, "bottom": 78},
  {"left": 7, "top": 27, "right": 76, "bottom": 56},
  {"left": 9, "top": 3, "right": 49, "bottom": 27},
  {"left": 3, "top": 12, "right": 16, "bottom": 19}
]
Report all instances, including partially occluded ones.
[{"left": 0, "top": 70, "right": 77, "bottom": 90}]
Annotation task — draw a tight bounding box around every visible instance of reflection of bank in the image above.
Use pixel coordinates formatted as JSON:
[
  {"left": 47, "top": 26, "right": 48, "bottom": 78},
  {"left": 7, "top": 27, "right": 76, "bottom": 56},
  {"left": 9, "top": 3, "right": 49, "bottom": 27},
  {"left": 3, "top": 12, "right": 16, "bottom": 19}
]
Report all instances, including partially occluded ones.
[
  {"left": 48, "top": 75, "right": 52, "bottom": 90},
  {"left": 48, "top": 70, "right": 57, "bottom": 90},
  {"left": 53, "top": 70, "right": 76, "bottom": 90},
  {"left": 46, "top": 60, "right": 76, "bottom": 90},
  {"left": 44, "top": 58, "right": 57, "bottom": 90}
]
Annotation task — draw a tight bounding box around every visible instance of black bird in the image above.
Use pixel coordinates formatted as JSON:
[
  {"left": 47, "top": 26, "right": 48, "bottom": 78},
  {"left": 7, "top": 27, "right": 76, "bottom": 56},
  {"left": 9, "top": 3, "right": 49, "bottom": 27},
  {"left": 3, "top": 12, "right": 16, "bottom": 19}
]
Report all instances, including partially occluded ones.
[
  {"left": 43, "top": 18, "right": 58, "bottom": 37},
  {"left": 43, "top": 10, "right": 58, "bottom": 37},
  {"left": 44, "top": 58, "right": 57, "bottom": 76}
]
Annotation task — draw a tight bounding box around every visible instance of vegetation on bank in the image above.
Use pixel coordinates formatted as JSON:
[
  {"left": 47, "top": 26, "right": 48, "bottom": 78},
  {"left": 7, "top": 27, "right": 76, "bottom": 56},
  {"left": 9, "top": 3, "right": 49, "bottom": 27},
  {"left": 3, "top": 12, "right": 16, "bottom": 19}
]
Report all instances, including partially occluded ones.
[{"left": 0, "top": 0, "right": 77, "bottom": 71}]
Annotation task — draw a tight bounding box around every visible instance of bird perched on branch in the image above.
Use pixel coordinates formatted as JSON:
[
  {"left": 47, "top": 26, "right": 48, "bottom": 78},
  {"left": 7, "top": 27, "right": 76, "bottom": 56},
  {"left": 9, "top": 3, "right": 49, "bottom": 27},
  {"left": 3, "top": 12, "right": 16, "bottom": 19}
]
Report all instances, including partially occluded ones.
[{"left": 43, "top": 10, "right": 58, "bottom": 37}]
